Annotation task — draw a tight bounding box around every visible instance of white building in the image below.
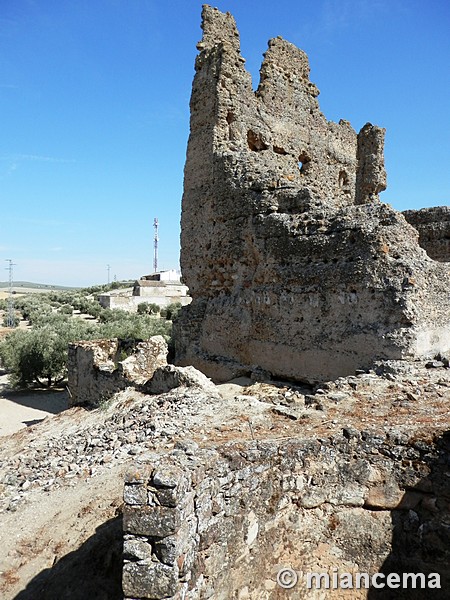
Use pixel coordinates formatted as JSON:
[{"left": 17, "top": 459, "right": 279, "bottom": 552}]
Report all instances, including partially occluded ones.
[{"left": 98, "top": 271, "right": 191, "bottom": 312}]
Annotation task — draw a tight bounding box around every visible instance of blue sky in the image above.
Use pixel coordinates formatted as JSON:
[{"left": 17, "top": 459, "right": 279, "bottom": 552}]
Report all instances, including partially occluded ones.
[{"left": 0, "top": 0, "right": 449, "bottom": 286}]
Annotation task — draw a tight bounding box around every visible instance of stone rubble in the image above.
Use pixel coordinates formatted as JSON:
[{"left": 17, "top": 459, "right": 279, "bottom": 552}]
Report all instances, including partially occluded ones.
[
  {"left": 1, "top": 359, "right": 448, "bottom": 517},
  {"left": 0, "top": 355, "right": 449, "bottom": 598},
  {"left": 2, "top": 5, "right": 449, "bottom": 599},
  {"left": 122, "top": 372, "right": 450, "bottom": 599}
]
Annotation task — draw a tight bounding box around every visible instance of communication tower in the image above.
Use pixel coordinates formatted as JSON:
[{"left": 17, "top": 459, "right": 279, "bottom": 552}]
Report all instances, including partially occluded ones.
[
  {"left": 153, "top": 218, "right": 159, "bottom": 273},
  {"left": 5, "top": 259, "right": 16, "bottom": 328}
]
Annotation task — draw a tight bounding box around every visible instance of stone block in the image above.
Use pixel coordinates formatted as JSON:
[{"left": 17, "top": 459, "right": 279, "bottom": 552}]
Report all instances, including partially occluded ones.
[
  {"left": 124, "top": 483, "right": 148, "bottom": 505},
  {"left": 122, "top": 561, "right": 179, "bottom": 598},
  {"left": 153, "top": 517, "right": 197, "bottom": 566},
  {"left": 124, "top": 465, "right": 153, "bottom": 485},
  {"left": 123, "top": 539, "right": 153, "bottom": 561},
  {"left": 124, "top": 505, "right": 181, "bottom": 537}
]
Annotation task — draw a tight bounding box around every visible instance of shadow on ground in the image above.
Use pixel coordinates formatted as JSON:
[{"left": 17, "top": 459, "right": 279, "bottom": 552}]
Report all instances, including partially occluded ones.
[
  {"left": 1, "top": 385, "right": 68, "bottom": 415},
  {"left": 13, "top": 516, "right": 123, "bottom": 600},
  {"left": 22, "top": 418, "right": 45, "bottom": 427}
]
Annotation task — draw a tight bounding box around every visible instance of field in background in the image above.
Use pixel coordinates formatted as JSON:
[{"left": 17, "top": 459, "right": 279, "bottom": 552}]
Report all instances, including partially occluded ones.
[
  {"left": 0, "top": 280, "right": 81, "bottom": 301},
  {"left": 0, "top": 281, "right": 78, "bottom": 291}
]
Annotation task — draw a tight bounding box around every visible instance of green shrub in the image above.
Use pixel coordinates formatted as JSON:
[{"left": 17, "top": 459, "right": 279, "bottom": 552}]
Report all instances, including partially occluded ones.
[
  {"left": 148, "top": 303, "right": 160, "bottom": 315},
  {"left": 0, "top": 318, "right": 98, "bottom": 387},
  {"left": 59, "top": 304, "right": 74, "bottom": 316},
  {"left": 2, "top": 313, "right": 20, "bottom": 328},
  {"left": 137, "top": 302, "right": 160, "bottom": 315},
  {"left": 84, "top": 302, "right": 103, "bottom": 319},
  {"left": 98, "top": 308, "right": 128, "bottom": 323},
  {"left": 164, "top": 302, "right": 182, "bottom": 321},
  {"left": 99, "top": 312, "right": 171, "bottom": 341},
  {"left": 137, "top": 302, "right": 149, "bottom": 315}
]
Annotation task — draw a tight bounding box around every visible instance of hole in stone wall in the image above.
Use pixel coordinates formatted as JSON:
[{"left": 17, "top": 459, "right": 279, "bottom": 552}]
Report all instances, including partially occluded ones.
[
  {"left": 226, "top": 112, "right": 237, "bottom": 141},
  {"left": 339, "top": 170, "right": 349, "bottom": 188},
  {"left": 298, "top": 152, "right": 311, "bottom": 174},
  {"left": 247, "top": 130, "right": 268, "bottom": 151},
  {"left": 273, "top": 145, "right": 288, "bottom": 155},
  {"left": 226, "top": 111, "right": 235, "bottom": 125}
]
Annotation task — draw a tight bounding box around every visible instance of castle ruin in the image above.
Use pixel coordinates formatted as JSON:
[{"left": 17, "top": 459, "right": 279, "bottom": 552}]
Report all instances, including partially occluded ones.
[{"left": 174, "top": 5, "right": 450, "bottom": 383}]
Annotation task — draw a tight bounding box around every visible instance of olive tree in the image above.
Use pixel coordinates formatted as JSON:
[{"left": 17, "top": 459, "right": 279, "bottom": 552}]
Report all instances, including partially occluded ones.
[{"left": 0, "top": 318, "right": 99, "bottom": 387}]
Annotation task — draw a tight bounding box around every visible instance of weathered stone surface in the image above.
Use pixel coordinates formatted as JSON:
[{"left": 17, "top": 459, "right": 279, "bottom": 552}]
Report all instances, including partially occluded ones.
[
  {"left": 0, "top": 339, "right": 448, "bottom": 598},
  {"left": 120, "top": 336, "right": 168, "bottom": 382},
  {"left": 403, "top": 206, "right": 450, "bottom": 262},
  {"left": 144, "top": 364, "right": 219, "bottom": 396},
  {"left": 174, "top": 5, "right": 450, "bottom": 383},
  {"left": 122, "top": 561, "right": 179, "bottom": 598},
  {"left": 123, "top": 538, "right": 153, "bottom": 561},
  {"left": 123, "top": 505, "right": 180, "bottom": 537},
  {"left": 68, "top": 335, "right": 168, "bottom": 406},
  {"left": 153, "top": 517, "right": 197, "bottom": 567},
  {"left": 123, "top": 430, "right": 450, "bottom": 599},
  {"left": 118, "top": 8, "right": 450, "bottom": 598},
  {"left": 364, "top": 482, "right": 404, "bottom": 510},
  {"left": 123, "top": 483, "right": 148, "bottom": 505},
  {"left": 124, "top": 465, "right": 154, "bottom": 485},
  {"left": 152, "top": 464, "right": 186, "bottom": 489}
]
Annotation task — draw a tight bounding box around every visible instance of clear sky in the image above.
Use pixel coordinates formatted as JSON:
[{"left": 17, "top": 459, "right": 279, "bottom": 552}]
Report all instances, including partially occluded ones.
[{"left": 1, "top": 0, "right": 449, "bottom": 287}]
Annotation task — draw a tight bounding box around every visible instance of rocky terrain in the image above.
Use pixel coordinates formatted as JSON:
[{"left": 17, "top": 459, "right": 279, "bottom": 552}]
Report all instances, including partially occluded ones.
[{"left": 1, "top": 358, "right": 449, "bottom": 598}]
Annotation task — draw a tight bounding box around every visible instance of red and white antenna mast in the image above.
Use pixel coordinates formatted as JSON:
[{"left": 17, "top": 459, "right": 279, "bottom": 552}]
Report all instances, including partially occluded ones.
[{"left": 153, "top": 217, "right": 159, "bottom": 273}]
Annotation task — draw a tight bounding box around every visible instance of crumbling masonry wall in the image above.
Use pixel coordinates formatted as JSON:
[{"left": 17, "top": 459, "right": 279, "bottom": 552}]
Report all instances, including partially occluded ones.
[
  {"left": 174, "top": 5, "right": 450, "bottom": 382},
  {"left": 123, "top": 433, "right": 450, "bottom": 599},
  {"left": 67, "top": 337, "right": 167, "bottom": 407},
  {"left": 403, "top": 206, "right": 450, "bottom": 263}
]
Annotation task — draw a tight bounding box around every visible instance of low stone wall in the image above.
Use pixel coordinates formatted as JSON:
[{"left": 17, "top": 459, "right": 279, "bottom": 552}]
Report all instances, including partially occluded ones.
[
  {"left": 123, "top": 431, "right": 450, "bottom": 599},
  {"left": 67, "top": 336, "right": 168, "bottom": 407}
]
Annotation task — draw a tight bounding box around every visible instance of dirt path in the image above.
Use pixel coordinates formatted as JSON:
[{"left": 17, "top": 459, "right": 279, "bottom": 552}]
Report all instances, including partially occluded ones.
[
  {"left": 0, "top": 463, "right": 125, "bottom": 599},
  {"left": 0, "top": 374, "right": 68, "bottom": 437}
]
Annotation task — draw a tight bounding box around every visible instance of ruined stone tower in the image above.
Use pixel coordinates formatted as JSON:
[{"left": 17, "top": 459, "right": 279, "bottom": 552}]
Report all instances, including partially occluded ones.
[{"left": 174, "top": 5, "right": 450, "bottom": 382}]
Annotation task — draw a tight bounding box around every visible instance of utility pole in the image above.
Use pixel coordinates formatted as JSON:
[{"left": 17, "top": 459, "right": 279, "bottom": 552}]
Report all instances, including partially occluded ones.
[
  {"left": 5, "top": 259, "right": 16, "bottom": 328},
  {"left": 107, "top": 264, "right": 111, "bottom": 285},
  {"left": 153, "top": 217, "right": 159, "bottom": 273}
]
